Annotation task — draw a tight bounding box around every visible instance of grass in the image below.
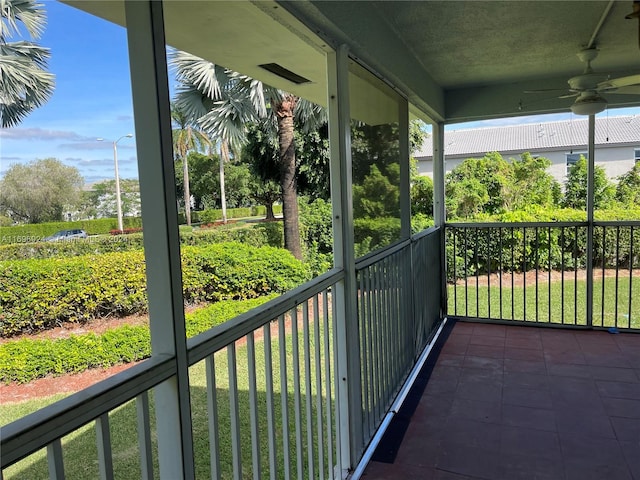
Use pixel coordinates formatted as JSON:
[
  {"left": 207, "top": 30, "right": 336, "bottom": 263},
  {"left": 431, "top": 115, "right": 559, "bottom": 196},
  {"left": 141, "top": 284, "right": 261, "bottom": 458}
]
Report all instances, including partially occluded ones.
[
  {"left": 1, "top": 309, "right": 338, "bottom": 480},
  {"left": 448, "top": 274, "right": 640, "bottom": 329}
]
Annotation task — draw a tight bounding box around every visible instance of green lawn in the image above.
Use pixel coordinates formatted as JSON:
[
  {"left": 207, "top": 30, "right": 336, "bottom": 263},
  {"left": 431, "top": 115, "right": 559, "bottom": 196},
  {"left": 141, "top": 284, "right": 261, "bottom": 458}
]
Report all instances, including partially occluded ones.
[
  {"left": 1, "top": 312, "right": 338, "bottom": 480},
  {"left": 448, "top": 275, "right": 640, "bottom": 329}
]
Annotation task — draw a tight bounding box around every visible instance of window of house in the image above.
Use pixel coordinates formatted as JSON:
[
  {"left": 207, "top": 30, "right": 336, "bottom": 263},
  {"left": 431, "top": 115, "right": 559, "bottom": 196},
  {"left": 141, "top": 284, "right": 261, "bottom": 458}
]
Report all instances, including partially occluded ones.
[
  {"left": 634, "top": 148, "right": 640, "bottom": 164},
  {"left": 566, "top": 152, "right": 587, "bottom": 174}
]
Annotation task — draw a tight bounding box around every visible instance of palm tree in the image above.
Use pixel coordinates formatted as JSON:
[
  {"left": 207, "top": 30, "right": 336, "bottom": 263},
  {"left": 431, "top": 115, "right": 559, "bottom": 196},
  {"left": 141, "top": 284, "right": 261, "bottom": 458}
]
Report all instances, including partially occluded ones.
[
  {"left": 0, "top": 0, "right": 55, "bottom": 128},
  {"left": 170, "top": 51, "right": 325, "bottom": 260},
  {"left": 171, "top": 102, "right": 211, "bottom": 226}
]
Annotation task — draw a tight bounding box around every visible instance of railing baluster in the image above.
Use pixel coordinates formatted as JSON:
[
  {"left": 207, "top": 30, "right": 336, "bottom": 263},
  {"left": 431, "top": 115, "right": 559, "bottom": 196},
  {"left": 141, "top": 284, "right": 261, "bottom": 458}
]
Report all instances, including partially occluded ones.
[
  {"left": 535, "top": 227, "right": 539, "bottom": 323},
  {"left": 358, "top": 269, "right": 370, "bottom": 441},
  {"left": 136, "top": 392, "right": 154, "bottom": 480},
  {"left": 278, "top": 314, "right": 291, "bottom": 480},
  {"left": 263, "top": 324, "right": 277, "bottom": 480},
  {"left": 615, "top": 226, "right": 621, "bottom": 328},
  {"left": 247, "top": 333, "right": 262, "bottom": 480},
  {"left": 475, "top": 228, "right": 480, "bottom": 317},
  {"left": 629, "top": 227, "right": 634, "bottom": 330},
  {"left": 548, "top": 226, "right": 552, "bottom": 324},
  {"left": 365, "top": 267, "right": 375, "bottom": 439},
  {"left": 96, "top": 413, "right": 114, "bottom": 480},
  {"left": 453, "top": 229, "right": 458, "bottom": 315},
  {"left": 464, "top": 227, "right": 469, "bottom": 317},
  {"left": 487, "top": 228, "right": 492, "bottom": 320},
  {"left": 523, "top": 226, "right": 527, "bottom": 321},
  {"left": 313, "top": 294, "right": 325, "bottom": 480},
  {"left": 47, "top": 439, "right": 65, "bottom": 480},
  {"left": 323, "top": 290, "right": 335, "bottom": 479},
  {"left": 205, "top": 354, "right": 221, "bottom": 480},
  {"left": 302, "top": 302, "right": 315, "bottom": 480},
  {"left": 499, "top": 227, "right": 503, "bottom": 320},
  {"left": 290, "top": 307, "right": 304, "bottom": 480},
  {"left": 601, "top": 226, "right": 606, "bottom": 327},
  {"left": 511, "top": 228, "right": 515, "bottom": 321},
  {"left": 574, "top": 226, "right": 579, "bottom": 325},
  {"left": 561, "top": 226, "right": 566, "bottom": 324},
  {"left": 227, "top": 344, "right": 243, "bottom": 480}
]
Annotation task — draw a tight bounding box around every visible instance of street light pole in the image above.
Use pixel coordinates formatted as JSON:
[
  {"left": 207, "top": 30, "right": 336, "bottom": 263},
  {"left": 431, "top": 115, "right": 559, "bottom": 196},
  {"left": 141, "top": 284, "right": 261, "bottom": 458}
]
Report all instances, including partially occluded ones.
[{"left": 98, "top": 134, "right": 133, "bottom": 232}]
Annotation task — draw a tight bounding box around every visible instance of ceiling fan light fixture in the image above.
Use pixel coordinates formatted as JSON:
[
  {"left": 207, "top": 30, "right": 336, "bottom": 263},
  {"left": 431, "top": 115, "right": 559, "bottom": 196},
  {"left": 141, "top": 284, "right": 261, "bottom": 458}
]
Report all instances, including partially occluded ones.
[{"left": 570, "top": 93, "right": 607, "bottom": 115}]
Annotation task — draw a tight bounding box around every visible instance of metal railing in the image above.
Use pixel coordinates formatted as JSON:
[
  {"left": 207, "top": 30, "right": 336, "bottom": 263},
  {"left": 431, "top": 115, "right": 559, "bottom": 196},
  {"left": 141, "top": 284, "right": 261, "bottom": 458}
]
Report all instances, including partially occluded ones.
[
  {"left": 1, "top": 269, "right": 346, "bottom": 479},
  {"left": 446, "top": 221, "right": 639, "bottom": 331},
  {"left": 1, "top": 227, "right": 445, "bottom": 480},
  {"left": 355, "top": 227, "right": 443, "bottom": 448}
]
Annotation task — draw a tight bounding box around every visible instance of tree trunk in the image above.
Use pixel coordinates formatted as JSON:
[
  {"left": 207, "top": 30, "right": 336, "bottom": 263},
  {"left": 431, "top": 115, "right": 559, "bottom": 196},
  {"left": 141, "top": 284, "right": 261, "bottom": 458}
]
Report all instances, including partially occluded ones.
[
  {"left": 183, "top": 154, "right": 191, "bottom": 226},
  {"left": 220, "top": 141, "right": 229, "bottom": 224},
  {"left": 265, "top": 202, "right": 275, "bottom": 220},
  {"left": 275, "top": 94, "right": 302, "bottom": 260}
]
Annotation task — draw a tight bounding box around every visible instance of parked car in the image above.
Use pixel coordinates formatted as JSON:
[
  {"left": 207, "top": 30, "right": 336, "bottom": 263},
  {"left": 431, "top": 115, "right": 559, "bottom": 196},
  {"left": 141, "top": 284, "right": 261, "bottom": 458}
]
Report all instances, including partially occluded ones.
[{"left": 44, "top": 229, "right": 88, "bottom": 242}]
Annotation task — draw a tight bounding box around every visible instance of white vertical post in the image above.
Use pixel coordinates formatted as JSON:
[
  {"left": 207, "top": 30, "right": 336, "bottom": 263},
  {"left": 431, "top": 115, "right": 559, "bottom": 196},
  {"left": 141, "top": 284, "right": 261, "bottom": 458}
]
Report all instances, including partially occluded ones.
[
  {"left": 586, "top": 114, "right": 595, "bottom": 327},
  {"left": 432, "top": 122, "right": 446, "bottom": 227},
  {"left": 124, "top": 2, "right": 194, "bottom": 479},
  {"left": 327, "top": 45, "right": 361, "bottom": 476},
  {"left": 432, "top": 122, "right": 447, "bottom": 318},
  {"left": 399, "top": 99, "right": 411, "bottom": 239}
]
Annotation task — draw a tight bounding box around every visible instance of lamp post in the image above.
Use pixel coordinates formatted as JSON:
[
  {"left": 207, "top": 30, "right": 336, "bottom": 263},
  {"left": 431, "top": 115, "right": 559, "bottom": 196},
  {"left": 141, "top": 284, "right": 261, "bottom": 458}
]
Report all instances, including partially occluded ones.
[{"left": 98, "top": 134, "right": 133, "bottom": 232}]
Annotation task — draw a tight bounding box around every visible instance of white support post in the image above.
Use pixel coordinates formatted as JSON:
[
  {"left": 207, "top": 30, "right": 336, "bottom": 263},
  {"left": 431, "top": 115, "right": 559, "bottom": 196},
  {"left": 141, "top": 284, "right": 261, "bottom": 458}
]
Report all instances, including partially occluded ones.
[
  {"left": 432, "top": 122, "right": 447, "bottom": 318},
  {"left": 586, "top": 114, "right": 595, "bottom": 327},
  {"left": 432, "top": 122, "right": 446, "bottom": 228},
  {"left": 327, "top": 45, "right": 362, "bottom": 477},
  {"left": 399, "top": 99, "right": 411, "bottom": 239},
  {"left": 124, "top": 2, "right": 195, "bottom": 479}
]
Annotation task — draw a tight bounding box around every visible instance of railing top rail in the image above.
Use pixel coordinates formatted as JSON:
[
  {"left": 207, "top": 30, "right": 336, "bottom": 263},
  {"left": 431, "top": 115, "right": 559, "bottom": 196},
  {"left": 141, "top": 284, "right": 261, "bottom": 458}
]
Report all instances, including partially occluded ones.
[
  {"left": 355, "top": 238, "right": 411, "bottom": 271},
  {"left": 411, "top": 225, "right": 440, "bottom": 242},
  {"left": 187, "top": 267, "right": 344, "bottom": 364},
  {"left": 446, "top": 221, "right": 589, "bottom": 229},
  {"left": 1, "top": 355, "right": 176, "bottom": 469},
  {"left": 594, "top": 220, "right": 640, "bottom": 227}
]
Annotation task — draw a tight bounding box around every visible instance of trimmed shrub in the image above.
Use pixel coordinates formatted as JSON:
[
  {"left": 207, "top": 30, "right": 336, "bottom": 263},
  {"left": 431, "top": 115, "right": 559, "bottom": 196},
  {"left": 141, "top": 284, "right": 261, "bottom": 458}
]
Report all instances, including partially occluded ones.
[
  {"left": 0, "top": 243, "right": 309, "bottom": 336},
  {"left": 0, "top": 296, "right": 274, "bottom": 383},
  {"left": 0, "top": 217, "right": 143, "bottom": 244}
]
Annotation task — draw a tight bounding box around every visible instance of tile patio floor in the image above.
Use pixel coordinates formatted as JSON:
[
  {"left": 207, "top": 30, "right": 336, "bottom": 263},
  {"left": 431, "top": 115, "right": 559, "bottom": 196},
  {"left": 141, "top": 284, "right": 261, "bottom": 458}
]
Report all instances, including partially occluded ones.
[{"left": 362, "top": 321, "right": 640, "bottom": 480}]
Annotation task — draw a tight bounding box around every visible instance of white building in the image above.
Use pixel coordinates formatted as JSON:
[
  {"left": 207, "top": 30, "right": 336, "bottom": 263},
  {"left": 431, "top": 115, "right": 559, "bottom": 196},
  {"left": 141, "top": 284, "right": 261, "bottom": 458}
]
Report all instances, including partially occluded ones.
[{"left": 415, "top": 115, "right": 640, "bottom": 183}]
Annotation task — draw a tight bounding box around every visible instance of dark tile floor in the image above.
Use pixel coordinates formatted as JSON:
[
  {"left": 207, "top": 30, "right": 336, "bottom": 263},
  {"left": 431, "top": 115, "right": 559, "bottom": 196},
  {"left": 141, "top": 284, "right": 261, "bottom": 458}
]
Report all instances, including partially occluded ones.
[{"left": 363, "top": 321, "right": 640, "bottom": 480}]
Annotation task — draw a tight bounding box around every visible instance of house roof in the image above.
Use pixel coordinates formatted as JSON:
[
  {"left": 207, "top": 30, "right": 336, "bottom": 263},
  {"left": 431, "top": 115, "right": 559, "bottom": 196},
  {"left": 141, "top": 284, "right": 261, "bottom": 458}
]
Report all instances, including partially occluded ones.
[{"left": 415, "top": 115, "right": 640, "bottom": 160}]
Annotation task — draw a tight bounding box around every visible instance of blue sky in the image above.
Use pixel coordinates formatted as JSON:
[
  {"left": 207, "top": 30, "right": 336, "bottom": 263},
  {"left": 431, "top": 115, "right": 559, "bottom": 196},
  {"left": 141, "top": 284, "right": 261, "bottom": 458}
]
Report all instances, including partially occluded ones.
[{"left": 1, "top": 1, "right": 638, "bottom": 185}]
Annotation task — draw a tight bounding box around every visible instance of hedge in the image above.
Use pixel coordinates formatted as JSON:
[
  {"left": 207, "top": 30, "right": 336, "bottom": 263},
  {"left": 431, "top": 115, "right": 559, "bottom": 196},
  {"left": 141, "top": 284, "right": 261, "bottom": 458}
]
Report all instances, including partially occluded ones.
[
  {"left": 0, "top": 243, "right": 309, "bottom": 336},
  {"left": 0, "top": 222, "right": 288, "bottom": 261},
  {"left": 0, "top": 217, "right": 143, "bottom": 244},
  {"left": 446, "top": 207, "right": 640, "bottom": 280},
  {"left": 178, "top": 205, "right": 283, "bottom": 224},
  {"left": 0, "top": 296, "right": 274, "bottom": 383}
]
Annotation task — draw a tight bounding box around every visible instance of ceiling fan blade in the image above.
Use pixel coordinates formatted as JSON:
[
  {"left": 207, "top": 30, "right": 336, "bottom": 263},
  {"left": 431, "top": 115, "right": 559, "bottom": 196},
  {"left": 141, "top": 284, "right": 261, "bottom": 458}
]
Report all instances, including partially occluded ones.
[
  {"left": 523, "top": 88, "right": 569, "bottom": 94},
  {"left": 558, "top": 92, "right": 580, "bottom": 99},
  {"left": 603, "top": 85, "right": 640, "bottom": 95},
  {"left": 597, "top": 74, "right": 640, "bottom": 90}
]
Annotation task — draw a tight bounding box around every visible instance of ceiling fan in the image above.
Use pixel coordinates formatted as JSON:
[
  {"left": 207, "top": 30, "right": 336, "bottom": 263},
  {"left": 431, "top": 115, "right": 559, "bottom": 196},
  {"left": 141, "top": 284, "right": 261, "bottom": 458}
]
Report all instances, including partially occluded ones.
[{"left": 525, "top": 47, "right": 640, "bottom": 115}]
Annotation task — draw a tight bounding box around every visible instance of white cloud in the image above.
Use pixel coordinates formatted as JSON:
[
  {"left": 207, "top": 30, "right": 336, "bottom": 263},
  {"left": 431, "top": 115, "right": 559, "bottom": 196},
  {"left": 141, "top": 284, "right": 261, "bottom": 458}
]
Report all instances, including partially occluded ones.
[{"left": 0, "top": 127, "right": 92, "bottom": 142}]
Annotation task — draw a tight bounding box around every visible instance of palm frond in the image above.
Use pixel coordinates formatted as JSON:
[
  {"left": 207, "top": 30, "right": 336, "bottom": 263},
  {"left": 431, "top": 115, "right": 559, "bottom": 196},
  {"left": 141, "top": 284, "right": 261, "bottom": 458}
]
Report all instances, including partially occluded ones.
[
  {"left": 1, "top": 0, "right": 47, "bottom": 40},
  {"left": 295, "top": 98, "right": 327, "bottom": 133}
]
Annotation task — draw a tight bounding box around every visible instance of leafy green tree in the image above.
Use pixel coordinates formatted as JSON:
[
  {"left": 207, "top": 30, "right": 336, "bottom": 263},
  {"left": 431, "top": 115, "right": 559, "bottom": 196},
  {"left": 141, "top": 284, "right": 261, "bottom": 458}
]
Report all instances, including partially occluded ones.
[
  {"left": 510, "top": 153, "right": 561, "bottom": 209},
  {"left": 615, "top": 162, "right": 640, "bottom": 206},
  {"left": 563, "top": 156, "right": 615, "bottom": 209},
  {"left": 411, "top": 175, "right": 434, "bottom": 216},
  {"left": 171, "top": 102, "right": 211, "bottom": 225},
  {"left": 0, "top": 158, "right": 83, "bottom": 223},
  {"left": 445, "top": 152, "right": 512, "bottom": 217},
  {"left": 80, "top": 178, "right": 141, "bottom": 219},
  {"left": 353, "top": 164, "right": 400, "bottom": 218},
  {"left": 0, "top": 0, "right": 55, "bottom": 127},
  {"left": 170, "top": 51, "right": 325, "bottom": 260}
]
